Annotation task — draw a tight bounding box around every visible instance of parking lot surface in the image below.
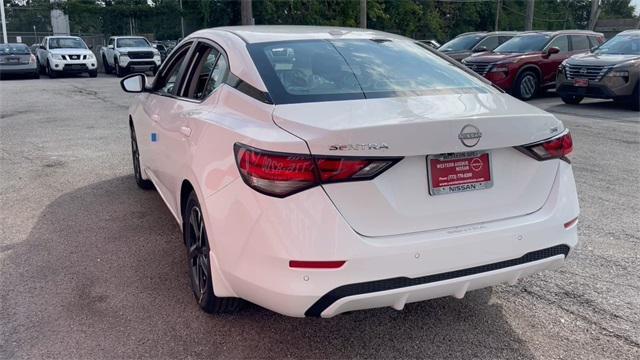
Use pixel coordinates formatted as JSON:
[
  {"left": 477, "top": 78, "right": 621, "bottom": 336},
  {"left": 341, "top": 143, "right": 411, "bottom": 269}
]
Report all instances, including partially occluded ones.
[{"left": 1, "top": 75, "right": 639, "bottom": 359}]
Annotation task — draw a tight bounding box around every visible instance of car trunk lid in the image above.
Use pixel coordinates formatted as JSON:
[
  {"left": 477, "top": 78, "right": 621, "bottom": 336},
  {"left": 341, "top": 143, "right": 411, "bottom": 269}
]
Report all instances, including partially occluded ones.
[{"left": 272, "top": 93, "right": 563, "bottom": 237}]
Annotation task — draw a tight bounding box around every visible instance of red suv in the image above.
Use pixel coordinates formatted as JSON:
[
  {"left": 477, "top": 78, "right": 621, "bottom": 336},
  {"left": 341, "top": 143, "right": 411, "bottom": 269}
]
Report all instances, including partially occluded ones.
[{"left": 462, "top": 30, "right": 605, "bottom": 100}]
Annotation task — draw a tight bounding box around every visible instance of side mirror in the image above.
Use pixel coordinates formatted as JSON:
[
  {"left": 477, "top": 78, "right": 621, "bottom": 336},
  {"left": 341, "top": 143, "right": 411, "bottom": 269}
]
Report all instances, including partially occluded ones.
[
  {"left": 39, "top": 45, "right": 46, "bottom": 50},
  {"left": 547, "top": 47, "right": 560, "bottom": 55},
  {"left": 472, "top": 46, "right": 488, "bottom": 53},
  {"left": 120, "top": 73, "right": 148, "bottom": 93},
  {"left": 108, "top": 44, "right": 114, "bottom": 49}
]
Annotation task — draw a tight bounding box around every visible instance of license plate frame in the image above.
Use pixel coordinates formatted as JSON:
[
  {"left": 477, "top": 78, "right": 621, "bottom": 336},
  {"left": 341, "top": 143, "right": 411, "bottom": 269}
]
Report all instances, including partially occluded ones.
[
  {"left": 574, "top": 78, "right": 589, "bottom": 87},
  {"left": 427, "top": 151, "right": 493, "bottom": 196}
]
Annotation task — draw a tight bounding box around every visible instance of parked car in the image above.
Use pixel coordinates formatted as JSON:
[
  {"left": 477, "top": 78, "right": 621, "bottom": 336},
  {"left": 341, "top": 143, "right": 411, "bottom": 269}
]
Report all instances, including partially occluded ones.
[
  {"left": 557, "top": 29, "right": 639, "bottom": 110},
  {"left": 439, "top": 31, "right": 518, "bottom": 61},
  {"left": 462, "top": 30, "right": 605, "bottom": 100},
  {"left": 0, "top": 43, "right": 39, "bottom": 79},
  {"left": 120, "top": 26, "right": 579, "bottom": 318},
  {"left": 35, "top": 36, "right": 98, "bottom": 78},
  {"left": 152, "top": 42, "right": 168, "bottom": 62},
  {"left": 100, "top": 36, "right": 161, "bottom": 77}
]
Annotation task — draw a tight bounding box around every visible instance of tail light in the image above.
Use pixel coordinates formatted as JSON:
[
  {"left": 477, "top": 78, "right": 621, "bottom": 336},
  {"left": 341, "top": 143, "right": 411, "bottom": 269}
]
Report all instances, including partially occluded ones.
[
  {"left": 516, "top": 130, "right": 573, "bottom": 163},
  {"left": 234, "top": 143, "right": 401, "bottom": 197},
  {"left": 29, "top": 54, "right": 36, "bottom": 64}
]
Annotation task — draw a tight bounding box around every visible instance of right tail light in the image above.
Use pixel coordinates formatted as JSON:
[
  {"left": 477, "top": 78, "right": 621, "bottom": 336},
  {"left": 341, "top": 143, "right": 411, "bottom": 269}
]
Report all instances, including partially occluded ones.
[{"left": 516, "top": 130, "right": 573, "bottom": 163}]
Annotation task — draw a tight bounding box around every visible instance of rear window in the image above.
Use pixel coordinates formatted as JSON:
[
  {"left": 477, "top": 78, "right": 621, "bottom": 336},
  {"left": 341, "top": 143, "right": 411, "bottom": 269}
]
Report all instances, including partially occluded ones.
[
  {"left": 248, "top": 39, "right": 489, "bottom": 104},
  {"left": 0, "top": 44, "right": 30, "bottom": 55}
]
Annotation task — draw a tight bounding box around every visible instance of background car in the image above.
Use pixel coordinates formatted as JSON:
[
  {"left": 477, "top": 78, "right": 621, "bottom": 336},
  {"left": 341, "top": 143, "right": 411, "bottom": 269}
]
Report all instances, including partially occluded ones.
[
  {"left": 121, "top": 26, "right": 579, "bottom": 318},
  {"left": 35, "top": 36, "right": 98, "bottom": 78},
  {"left": 462, "top": 30, "right": 605, "bottom": 100},
  {"left": 439, "top": 31, "right": 518, "bottom": 61},
  {"left": 0, "top": 43, "right": 39, "bottom": 79},
  {"left": 100, "top": 36, "right": 161, "bottom": 77},
  {"left": 417, "top": 39, "right": 441, "bottom": 49},
  {"left": 557, "top": 29, "right": 639, "bottom": 110}
]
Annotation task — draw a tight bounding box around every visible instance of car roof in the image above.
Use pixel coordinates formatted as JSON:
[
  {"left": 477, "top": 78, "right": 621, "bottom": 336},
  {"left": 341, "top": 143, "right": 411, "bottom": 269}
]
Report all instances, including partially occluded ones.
[
  {"left": 517, "top": 30, "right": 604, "bottom": 37},
  {"left": 112, "top": 36, "right": 147, "bottom": 39},
  {"left": 1, "top": 43, "right": 28, "bottom": 46},
  {"left": 205, "top": 25, "right": 409, "bottom": 44},
  {"left": 48, "top": 35, "right": 82, "bottom": 39}
]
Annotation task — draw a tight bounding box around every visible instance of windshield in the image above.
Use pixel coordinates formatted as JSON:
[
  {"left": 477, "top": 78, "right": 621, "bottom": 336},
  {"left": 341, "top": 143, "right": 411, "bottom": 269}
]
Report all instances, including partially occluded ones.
[
  {"left": 494, "top": 35, "right": 550, "bottom": 53},
  {"left": 116, "top": 38, "right": 150, "bottom": 48},
  {"left": 0, "top": 44, "right": 30, "bottom": 55},
  {"left": 248, "top": 39, "right": 489, "bottom": 104},
  {"left": 594, "top": 34, "right": 640, "bottom": 55},
  {"left": 440, "top": 34, "right": 484, "bottom": 52},
  {"left": 49, "top": 37, "right": 87, "bottom": 49}
]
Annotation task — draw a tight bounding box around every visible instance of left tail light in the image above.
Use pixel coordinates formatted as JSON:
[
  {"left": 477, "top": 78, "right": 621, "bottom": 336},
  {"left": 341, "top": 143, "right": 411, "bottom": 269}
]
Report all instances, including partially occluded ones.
[
  {"left": 516, "top": 130, "right": 573, "bottom": 163},
  {"left": 234, "top": 143, "right": 401, "bottom": 198}
]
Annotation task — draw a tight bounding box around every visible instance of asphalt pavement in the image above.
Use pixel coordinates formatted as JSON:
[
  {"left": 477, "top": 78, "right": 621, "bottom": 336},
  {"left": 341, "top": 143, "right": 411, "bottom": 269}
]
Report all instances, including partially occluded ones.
[{"left": 1, "top": 75, "right": 639, "bottom": 359}]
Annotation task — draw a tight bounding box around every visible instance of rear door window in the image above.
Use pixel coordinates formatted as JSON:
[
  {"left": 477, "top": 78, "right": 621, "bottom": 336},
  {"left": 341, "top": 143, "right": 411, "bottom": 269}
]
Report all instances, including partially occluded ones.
[
  {"left": 547, "top": 35, "right": 569, "bottom": 52},
  {"left": 570, "top": 35, "right": 590, "bottom": 51}
]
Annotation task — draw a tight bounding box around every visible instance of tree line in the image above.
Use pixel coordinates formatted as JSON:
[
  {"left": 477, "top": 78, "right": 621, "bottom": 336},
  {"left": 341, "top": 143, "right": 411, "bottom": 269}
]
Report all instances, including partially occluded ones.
[{"left": 4, "top": 0, "right": 638, "bottom": 42}]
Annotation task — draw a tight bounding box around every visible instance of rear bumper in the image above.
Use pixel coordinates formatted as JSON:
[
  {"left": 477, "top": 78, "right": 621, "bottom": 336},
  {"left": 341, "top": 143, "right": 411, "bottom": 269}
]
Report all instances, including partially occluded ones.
[
  {"left": 312, "top": 246, "right": 568, "bottom": 317},
  {"left": 204, "top": 161, "right": 579, "bottom": 317},
  {"left": 0, "top": 64, "right": 37, "bottom": 74}
]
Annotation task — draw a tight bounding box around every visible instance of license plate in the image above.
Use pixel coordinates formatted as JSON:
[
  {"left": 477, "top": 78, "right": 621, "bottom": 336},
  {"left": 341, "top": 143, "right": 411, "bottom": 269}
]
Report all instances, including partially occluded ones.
[
  {"left": 574, "top": 78, "right": 588, "bottom": 87},
  {"left": 427, "top": 151, "right": 492, "bottom": 195},
  {"left": 7, "top": 58, "right": 19, "bottom": 63}
]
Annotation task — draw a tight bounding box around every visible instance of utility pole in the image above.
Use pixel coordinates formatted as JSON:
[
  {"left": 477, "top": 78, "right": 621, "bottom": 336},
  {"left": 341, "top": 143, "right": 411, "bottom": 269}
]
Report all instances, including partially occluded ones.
[
  {"left": 1, "top": 0, "right": 8, "bottom": 44},
  {"left": 360, "top": 0, "right": 367, "bottom": 29},
  {"left": 179, "top": 0, "right": 185, "bottom": 38},
  {"left": 241, "top": 0, "right": 253, "bottom": 25},
  {"left": 494, "top": 0, "right": 502, "bottom": 31},
  {"left": 525, "top": 0, "right": 535, "bottom": 31},
  {"left": 588, "top": 0, "right": 600, "bottom": 30}
]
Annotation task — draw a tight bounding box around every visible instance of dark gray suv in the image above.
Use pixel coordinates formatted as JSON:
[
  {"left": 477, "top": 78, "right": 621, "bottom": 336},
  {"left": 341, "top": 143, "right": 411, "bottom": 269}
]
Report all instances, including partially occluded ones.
[
  {"left": 439, "top": 31, "right": 518, "bottom": 62},
  {"left": 557, "top": 30, "right": 639, "bottom": 110}
]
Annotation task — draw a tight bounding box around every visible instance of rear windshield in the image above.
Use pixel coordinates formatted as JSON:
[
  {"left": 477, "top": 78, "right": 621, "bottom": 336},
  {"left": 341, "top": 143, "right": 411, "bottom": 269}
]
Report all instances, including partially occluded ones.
[
  {"left": 0, "top": 44, "right": 30, "bottom": 55},
  {"left": 116, "top": 38, "right": 150, "bottom": 48},
  {"left": 49, "top": 37, "right": 87, "bottom": 49},
  {"left": 494, "top": 35, "right": 551, "bottom": 53},
  {"left": 594, "top": 34, "right": 640, "bottom": 55},
  {"left": 440, "top": 34, "right": 484, "bottom": 52},
  {"left": 248, "top": 39, "right": 490, "bottom": 104}
]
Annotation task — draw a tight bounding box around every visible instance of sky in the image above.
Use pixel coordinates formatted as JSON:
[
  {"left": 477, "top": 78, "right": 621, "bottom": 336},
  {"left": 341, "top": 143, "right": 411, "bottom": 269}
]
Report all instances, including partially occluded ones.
[{"left": 632, "top": 0, "right": 640, "bottom": 15}]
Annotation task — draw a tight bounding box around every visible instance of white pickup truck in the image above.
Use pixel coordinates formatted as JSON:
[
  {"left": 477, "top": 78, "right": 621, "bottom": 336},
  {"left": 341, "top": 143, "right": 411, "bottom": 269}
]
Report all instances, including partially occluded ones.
[
  {"left": 35, "top": 36, "right": 98, "bottom": 78},
  {"left": 100, "top": 36, "right": 161, "bottom": 77}
]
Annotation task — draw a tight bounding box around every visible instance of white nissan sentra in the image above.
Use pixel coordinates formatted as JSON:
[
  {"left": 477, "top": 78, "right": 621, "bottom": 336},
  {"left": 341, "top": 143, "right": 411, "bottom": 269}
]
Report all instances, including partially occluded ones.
[{"left": 120, "top": 26, "right": 579, "bottom": 318}]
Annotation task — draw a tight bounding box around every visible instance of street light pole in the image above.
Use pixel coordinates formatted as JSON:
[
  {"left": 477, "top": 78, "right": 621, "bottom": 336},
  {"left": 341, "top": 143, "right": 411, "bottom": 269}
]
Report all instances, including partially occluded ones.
[
  {"left": 1, "top": 0, "right": 8, "bottom": 44},
  {"left": 33, "top": 25, "right": 37, "bottom": 44},
  {"left": 525, "top": 0, "right": 535, "bottom": 31},
  {"left": 494, "top": 0, "right": 501, "bottom": 31},
  {"left": 180, "top": 0, "right": 185, "bottom": 38},
  {"left": 360, "top": 0, "right": 367, "bottom": 29}
]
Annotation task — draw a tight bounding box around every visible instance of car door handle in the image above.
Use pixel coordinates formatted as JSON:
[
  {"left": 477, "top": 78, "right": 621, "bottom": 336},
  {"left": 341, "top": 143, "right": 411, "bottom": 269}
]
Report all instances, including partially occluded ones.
[{"left": 180, "top": 126, "right": 192, "bottom": 137}]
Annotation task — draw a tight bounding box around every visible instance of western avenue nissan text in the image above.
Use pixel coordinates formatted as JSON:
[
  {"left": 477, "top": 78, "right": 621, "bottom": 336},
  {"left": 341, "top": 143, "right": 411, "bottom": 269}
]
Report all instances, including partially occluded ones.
[{"left": 120, "top": 26, "right": 579, "bottom": 318}]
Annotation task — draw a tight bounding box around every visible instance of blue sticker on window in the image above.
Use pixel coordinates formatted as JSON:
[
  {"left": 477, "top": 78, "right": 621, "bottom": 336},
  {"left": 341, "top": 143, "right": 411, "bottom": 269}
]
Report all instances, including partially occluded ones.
[{"left": 151, "top": 133, "right": 158, "bottom": 142}]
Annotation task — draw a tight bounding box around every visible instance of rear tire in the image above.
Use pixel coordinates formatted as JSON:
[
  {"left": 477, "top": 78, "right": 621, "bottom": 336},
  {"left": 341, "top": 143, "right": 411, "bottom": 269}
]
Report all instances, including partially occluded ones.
[
  {"left": 561, "top": 95, "right": 583, "bottom": 105},
  {"left": 513, "top": 70, "right": 539, "bottom": 101},
  {"left": 631, "top": 84, "right": 639, "bottom": 112},
  {"left": 183, "top": 191, "right": 244, "bottom": 314},
  {"left": 129, "top": 125, "right": 154, "bottom": 190}
]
